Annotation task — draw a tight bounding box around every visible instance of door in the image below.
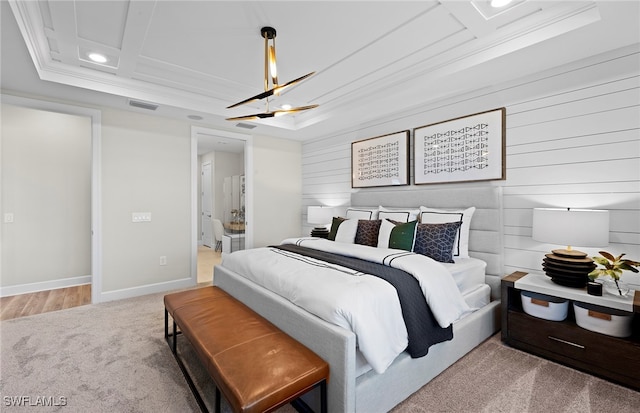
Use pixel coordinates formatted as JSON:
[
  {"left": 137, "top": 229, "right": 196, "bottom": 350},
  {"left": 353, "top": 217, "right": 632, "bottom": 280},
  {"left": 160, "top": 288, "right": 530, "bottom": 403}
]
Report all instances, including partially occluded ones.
[{"left": 201, "top": 161, "right": 213, "bottom": 247}]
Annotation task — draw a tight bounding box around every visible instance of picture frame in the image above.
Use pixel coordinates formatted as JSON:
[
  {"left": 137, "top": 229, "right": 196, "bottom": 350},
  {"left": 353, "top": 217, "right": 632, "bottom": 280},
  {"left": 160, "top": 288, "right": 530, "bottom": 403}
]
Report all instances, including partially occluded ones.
[
  {"left": 351, "top": 130, "right": 409, "bottom": 188},
  {"left": 413, "top": 108, "right": 506, "bottom": 185}
]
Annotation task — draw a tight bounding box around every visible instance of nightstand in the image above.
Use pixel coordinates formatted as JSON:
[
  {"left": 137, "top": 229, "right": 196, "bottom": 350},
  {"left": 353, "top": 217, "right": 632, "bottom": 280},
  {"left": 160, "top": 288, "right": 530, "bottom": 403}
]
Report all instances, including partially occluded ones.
[{"left": 501, "top": 271, "right": 640, "bottom": 391}]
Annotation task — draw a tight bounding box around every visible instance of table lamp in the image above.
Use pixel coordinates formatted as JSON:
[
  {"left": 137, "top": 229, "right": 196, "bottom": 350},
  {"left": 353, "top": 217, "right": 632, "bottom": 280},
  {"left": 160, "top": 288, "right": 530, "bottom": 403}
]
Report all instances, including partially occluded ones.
[
  {"left": 307, "top": 206, "right": 334, "bottom": 238},
  {"left": 532, "top": 208, "right": 609, "bottom": 287}
]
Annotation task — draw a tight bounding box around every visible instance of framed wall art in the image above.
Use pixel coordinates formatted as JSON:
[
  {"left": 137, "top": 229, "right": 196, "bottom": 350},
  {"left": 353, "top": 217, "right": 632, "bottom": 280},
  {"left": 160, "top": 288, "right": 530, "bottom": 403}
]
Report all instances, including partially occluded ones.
[
  {"left": 413, "top": 108, "right": 506, "bottom": 185},
  {"left": 351, "top": 130, "right": 409, "bottom": 188}
]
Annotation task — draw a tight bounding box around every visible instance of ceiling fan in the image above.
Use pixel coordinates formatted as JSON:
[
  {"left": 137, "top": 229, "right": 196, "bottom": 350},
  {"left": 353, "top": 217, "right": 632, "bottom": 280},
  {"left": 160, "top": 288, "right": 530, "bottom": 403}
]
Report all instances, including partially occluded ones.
[{"left": 226, "top": 26, "right": 318, "bottom": 122}]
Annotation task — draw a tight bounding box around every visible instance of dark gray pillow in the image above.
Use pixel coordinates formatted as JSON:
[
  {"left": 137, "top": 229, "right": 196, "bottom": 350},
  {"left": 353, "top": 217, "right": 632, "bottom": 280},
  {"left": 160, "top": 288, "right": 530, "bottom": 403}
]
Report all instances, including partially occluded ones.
[
  {"left": 413, "top": 221, "right": 462, "bottom": 263},
  {"left": 355, "top": 220, "right": 382, "bottom": 247}
]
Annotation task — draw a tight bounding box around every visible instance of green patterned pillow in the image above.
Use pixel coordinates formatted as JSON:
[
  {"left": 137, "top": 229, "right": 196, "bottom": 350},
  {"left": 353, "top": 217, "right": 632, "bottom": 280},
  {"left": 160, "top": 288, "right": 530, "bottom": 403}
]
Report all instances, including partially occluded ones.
[
  {"left": 327, "top": 217, "right": 346, "bottom": 241},
  {"left": 377, "top": 219, "right": 418, "bottom": 251}
]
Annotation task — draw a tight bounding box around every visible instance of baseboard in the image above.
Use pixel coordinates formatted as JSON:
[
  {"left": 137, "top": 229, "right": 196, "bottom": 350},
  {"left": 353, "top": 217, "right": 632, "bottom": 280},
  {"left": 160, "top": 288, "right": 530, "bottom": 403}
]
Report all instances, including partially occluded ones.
[
  {"left": 97, "top": 277, "right": 196, "bottom": 303},
  {"left": 0, "top": 275, "right": 92, "bottom": 297}
]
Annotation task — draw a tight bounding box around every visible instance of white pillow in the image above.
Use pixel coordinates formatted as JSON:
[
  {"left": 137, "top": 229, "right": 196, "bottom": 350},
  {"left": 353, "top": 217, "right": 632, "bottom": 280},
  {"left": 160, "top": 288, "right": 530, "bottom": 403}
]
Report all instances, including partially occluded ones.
[
  {"left": 335, "top": 219, "right": 359, "bottom": 243},
  {"left": 378, "top": 206, "right": 420, "bottom": 222},
  {"left": 377, "top": 219, "right": 396, "bottom": 248},
  {"left": 346, "top": 207, "right": 379, "bottom": 220},
  {"left": 419, "top": 206, "right": 475, "bottom": 258}
]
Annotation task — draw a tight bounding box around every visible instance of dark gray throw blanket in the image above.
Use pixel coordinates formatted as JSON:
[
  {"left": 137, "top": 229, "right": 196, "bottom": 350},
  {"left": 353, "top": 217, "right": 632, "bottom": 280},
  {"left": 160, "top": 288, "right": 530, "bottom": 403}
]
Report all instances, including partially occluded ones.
[{"left": 272, "top": 244, "right": 453, "bottom": 358}]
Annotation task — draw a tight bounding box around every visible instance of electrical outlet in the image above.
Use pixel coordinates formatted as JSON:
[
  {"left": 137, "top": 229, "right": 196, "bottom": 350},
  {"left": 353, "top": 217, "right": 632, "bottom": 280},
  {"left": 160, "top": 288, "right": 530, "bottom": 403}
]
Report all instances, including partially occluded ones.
[
  {"left": 159, "top": 256, "right": 167, "bottom": 266},
  {"left": 4, "top": 213, "right": 14, "bottom": 223}
]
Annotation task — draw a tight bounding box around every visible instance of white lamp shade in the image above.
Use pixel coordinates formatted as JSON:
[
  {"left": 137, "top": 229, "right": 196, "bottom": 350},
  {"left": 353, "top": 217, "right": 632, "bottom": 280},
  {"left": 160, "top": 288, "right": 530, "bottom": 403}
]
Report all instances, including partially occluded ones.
[
  {"left": 307, "top": 206, "right": 334, "bottom": 225},
  {"left": 532, "top": 208, "right": 609, "bottom": 248}
]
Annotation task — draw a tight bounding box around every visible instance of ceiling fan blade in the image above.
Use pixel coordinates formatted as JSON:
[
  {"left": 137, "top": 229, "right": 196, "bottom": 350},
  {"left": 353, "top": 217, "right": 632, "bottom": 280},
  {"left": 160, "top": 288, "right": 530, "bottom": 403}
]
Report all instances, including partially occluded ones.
[
  {"left": 273, "top": 71, "right": 315, "bottom": 95},
  {"left": 271, "top": 105, "right": 319, "bottom": 116},
  {"left": 226, "top": 89, "right": 275, "bottom": 109},
  {"left": 226, "top": 71, "right": 316, "bottom": 109},
  {"left": 226, "top": 104, "right": 318, "bottom": 122},
  {"left": 225, "top": 112, "right": 276, "bottom": 121}
]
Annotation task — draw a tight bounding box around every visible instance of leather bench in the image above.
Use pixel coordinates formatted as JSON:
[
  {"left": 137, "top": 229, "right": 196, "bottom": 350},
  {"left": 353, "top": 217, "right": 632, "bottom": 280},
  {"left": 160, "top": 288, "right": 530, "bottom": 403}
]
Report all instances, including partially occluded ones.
[{"left": 164, "top": 287, "right": 329, "bottom": 413}]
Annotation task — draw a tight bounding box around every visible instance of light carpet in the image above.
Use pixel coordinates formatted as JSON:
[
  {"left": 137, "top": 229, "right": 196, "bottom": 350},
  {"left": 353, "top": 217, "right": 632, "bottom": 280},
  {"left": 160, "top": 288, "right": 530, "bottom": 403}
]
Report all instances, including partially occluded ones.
[{"left": 1, "top": 290, "right": 638, "bottom": 413}]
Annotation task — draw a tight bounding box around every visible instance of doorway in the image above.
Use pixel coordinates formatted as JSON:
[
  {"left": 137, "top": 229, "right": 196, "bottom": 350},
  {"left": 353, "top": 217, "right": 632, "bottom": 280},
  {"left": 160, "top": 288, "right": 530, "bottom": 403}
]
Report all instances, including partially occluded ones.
[
  {"left": 191, "top": 126, "right": 252, "bottom": 284},
  {"left": 0, "top": 96, "right": 101, "bottom": 303}
]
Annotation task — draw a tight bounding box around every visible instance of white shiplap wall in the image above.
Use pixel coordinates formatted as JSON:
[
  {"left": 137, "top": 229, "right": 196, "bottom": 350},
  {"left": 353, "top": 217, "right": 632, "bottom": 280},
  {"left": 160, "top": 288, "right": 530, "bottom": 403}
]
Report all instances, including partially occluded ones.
[{"left": 302, "top": 44, "right": 640, "bottom": 280}]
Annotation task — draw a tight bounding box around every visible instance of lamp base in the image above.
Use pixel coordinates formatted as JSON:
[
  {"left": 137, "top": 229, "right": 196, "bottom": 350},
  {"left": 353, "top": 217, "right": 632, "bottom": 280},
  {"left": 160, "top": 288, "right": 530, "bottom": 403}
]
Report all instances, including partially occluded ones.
[
  {"left": 542, "top": 250, "right": 596, "bottom": 288},
  {"left": 310, "top": 227, "right": 329, "bottom": 239},
  {"left": 551, "top": 248, "right": 588, "bottom": 258}
]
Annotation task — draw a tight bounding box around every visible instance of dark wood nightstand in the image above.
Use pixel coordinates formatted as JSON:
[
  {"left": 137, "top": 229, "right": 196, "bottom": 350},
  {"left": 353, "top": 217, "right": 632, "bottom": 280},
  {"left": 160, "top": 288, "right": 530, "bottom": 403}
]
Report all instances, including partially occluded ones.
[{"left": 501, "top": 271, "right": 640, "bottom": 391}]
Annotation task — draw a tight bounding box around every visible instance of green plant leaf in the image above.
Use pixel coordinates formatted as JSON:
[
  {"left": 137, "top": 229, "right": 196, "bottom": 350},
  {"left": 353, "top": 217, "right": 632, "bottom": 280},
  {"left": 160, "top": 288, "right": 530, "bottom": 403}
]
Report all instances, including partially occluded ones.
[
  {"left": 592, "top": 251, "right": 639, "bottom": 275},
  {"left": 592, "top": 256, "right": 610, "bottom": 266}
]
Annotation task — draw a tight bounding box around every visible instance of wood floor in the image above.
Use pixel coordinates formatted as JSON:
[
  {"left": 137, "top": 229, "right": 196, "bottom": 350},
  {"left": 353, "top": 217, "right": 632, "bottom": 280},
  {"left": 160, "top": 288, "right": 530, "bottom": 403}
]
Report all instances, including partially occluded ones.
[
  {"left": 0, "top": 245, "right": 222, "bottom": 321},
  {"left": 0, "top": 284, "right": 91, "bottom": 321}
]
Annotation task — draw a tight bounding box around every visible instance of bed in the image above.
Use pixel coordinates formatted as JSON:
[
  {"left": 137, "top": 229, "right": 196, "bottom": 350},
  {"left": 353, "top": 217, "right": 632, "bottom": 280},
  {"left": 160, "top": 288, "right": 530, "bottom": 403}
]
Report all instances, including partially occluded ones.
[{"left": 214, "top": 186, "right": 504, "bottom": 412}]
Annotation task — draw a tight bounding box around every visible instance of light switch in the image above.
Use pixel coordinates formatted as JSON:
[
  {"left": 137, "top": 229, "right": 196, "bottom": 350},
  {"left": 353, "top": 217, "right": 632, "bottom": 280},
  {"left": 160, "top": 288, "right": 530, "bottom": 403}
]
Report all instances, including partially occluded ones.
[
  {"left": 132, "top": 212, "right": 152, "bottom": 223},
  {"left": 4, "top": 213, "right": 14, "bottom": 223}
]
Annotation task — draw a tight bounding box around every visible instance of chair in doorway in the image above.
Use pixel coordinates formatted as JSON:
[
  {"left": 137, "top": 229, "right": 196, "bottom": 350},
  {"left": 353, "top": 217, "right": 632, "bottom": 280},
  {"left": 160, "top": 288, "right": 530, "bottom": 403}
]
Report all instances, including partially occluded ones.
[{"left": 213, "top": 219, "right": 225, "bottom": 252}]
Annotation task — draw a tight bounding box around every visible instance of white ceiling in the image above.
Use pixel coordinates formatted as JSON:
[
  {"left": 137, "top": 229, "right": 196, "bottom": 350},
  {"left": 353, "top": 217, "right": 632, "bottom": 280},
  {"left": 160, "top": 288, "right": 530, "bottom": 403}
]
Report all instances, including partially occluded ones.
[{"left": 2, "top": 1, "right": 639, "bottom": 144}]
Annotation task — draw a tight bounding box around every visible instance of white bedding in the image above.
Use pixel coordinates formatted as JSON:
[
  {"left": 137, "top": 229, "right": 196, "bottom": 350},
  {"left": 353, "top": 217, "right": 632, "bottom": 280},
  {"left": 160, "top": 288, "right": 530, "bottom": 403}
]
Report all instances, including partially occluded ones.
[
  {"left": 443, "top": 257, "right": 487, "bottom": 295},
  {"left": 220, "top": 238, "right": 478, "bottom": 374}
]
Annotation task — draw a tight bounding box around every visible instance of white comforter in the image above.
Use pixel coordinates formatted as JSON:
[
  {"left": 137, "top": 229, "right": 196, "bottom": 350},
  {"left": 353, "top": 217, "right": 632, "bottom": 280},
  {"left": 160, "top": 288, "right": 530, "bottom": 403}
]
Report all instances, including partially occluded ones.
[{"left": 220, "top": 238, "right": 473, "bottom": 373}]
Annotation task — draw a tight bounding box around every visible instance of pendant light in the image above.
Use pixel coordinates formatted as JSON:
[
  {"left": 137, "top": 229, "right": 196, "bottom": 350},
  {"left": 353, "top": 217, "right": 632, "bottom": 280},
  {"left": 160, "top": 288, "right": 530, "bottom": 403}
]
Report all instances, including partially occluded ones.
[{"left": 226, "top": 26, "right": 318, "bottom": 121}]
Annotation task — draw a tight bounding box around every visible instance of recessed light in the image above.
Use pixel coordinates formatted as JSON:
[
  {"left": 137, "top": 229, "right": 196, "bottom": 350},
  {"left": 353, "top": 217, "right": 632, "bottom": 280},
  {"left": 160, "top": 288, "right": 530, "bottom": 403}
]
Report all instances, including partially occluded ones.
[
  {"left": 281, "top": 104, "right": 292, "bottom": 110},
  {"left": 490, "top": 0, "right": 513, "bottom": 8},
  {"left": 88, "top": 52, "right": 107, "bottom": 63}
]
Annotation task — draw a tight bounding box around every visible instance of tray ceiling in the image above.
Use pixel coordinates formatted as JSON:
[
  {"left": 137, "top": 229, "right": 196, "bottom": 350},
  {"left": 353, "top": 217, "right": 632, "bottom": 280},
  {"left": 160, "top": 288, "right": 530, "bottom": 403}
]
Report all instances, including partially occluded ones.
[{"left": 4, "top": 1, "right": 639, "bottom": 140}]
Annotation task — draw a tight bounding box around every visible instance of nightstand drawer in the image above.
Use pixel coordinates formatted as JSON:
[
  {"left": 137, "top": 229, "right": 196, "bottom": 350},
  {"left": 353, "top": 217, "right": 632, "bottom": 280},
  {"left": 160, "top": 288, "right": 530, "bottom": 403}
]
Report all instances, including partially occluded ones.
[{"left": 508, "top": 311, "right": 640, "bottom": 380}]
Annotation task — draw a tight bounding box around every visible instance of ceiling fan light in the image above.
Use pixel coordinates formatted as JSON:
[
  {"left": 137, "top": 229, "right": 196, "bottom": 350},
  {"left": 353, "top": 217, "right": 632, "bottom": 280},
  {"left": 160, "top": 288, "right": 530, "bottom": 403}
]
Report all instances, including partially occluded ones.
[
  {"left": 269, "top": 45, "right": 278, "bottom": 84},
  {"left": 227, "top": 26, "right": 318, "bottom": 120}
]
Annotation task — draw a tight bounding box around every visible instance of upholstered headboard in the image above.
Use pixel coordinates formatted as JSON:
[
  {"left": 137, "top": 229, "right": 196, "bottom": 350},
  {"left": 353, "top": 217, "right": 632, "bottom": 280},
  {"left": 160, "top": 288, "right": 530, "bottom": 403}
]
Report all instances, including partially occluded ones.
[{"left": 351, "top": 186, "right": 504, "bottom": 299}]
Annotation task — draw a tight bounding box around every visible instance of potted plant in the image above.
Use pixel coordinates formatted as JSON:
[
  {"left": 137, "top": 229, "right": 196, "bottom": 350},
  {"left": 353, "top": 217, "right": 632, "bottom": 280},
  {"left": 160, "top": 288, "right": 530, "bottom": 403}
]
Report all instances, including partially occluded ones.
[{"left": 588, "top": 251, "right": 640, "bottom": 296}]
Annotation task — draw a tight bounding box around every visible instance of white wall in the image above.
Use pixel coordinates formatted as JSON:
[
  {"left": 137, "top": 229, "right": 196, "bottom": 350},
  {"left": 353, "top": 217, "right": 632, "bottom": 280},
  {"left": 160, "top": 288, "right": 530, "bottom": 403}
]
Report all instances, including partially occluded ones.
[
  {"left": 1, "top": 104, "right": 92, "bottom": 289},
  {"left": 252, "top": 135, "right": 302, "bottom": 247},
  {"left": 100, "top": 108, "right": 192, "bottom": 295},
  {"left": 1, "top": 96, "right": 304, "bottom": 299},
  {"left": 301, "top": 44, "right": 640, "bottom": 282}
]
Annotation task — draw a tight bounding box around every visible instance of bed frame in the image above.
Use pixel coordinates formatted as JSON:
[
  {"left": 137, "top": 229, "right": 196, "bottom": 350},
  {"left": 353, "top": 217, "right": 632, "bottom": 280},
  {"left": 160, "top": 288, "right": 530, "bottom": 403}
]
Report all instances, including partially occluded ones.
[{"left": 215, "top": 186, "right": 504, "bottom": 412}]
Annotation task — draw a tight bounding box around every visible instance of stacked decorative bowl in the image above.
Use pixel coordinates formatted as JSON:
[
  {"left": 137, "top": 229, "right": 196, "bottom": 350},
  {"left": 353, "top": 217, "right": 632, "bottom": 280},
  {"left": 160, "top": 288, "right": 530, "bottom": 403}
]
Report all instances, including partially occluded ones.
[{"left": 542, "top": 249, "right": 596, "bottom": 288}]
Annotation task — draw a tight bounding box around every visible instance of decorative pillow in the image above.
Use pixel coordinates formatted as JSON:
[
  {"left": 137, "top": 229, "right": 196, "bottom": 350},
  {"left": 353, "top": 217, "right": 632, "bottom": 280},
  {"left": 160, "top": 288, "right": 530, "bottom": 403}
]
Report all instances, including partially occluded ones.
[
  {"left": 419, "top": 206, "right": 476, "bottom": 258},
  {"left": 377, "top": 219, "right": 418, "bottom": 251},
  {"left": 354, "top": 220, "right": 382, "bottom": 247},
  {"left": 328, "top": 217, "right": 346, "bottom": 241},
  {"left": 346, "top": 207, "right": 379, "bottom": 220},
  {"left": 413, "top": 221, "right": 462, "bottom": 263},
  {"left": 378, "top": 206, "right": 420, "bottom": 223},
  {"left": 335, "top": 219, "right": 359, "bottom": 243}
]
